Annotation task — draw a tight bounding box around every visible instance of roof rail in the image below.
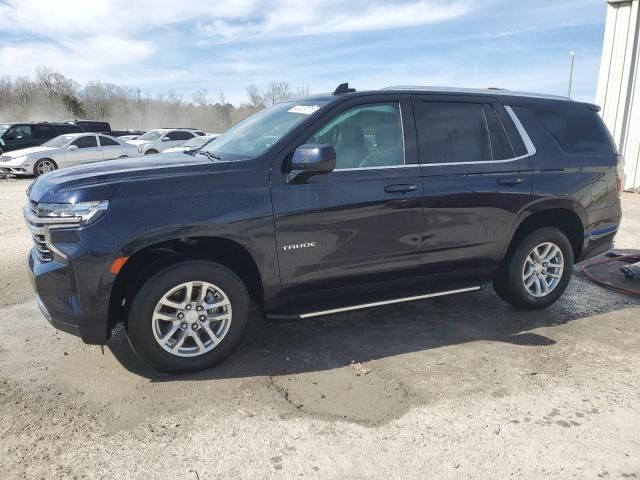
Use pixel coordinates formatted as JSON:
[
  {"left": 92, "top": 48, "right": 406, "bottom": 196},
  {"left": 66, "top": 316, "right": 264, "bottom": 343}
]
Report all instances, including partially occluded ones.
[{"left": 381, "top": 85, "right": 571, "bottom": 101}]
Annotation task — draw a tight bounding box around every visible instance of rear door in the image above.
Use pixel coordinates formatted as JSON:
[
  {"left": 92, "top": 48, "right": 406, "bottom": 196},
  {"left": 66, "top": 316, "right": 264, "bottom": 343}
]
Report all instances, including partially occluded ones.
[
  {"left": 271, "top": 95, "right": 424, "bottom": 289},
  {"left": 98, "top": 135, "right": 124, "bottom": 159},
  {"left": 412, "top": 95, "right": 534, "bottom": 273},
  {"left": 33, "top": 124, "right": 57, "bottom": 144}
]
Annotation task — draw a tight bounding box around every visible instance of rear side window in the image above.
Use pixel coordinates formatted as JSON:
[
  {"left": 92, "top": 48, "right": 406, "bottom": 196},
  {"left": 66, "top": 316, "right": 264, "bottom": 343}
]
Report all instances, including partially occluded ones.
[
  {"left": 55, "top": 124, "right": 83, "bottom": 134},
  {"left": 99, "top": 135, "right": 119, "bottom": 146},
  {"left": 33, "top": 125, "right": 56, "bottom": 139},
  {"left": 166, "top": 130, "right": 195, "bottom": 140},
  {"left": 414, "top": 102, "right": 491, "bottom": 163},
  {"left": 484, "top": 105, "right": 515, "bottom": 160},
  {"left": 533, "top": 106, "right": 615, "bottom": 155}
]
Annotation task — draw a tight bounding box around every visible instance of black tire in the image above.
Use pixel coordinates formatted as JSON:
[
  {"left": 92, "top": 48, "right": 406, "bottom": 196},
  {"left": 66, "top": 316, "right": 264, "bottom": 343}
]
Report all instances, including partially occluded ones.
[
  {"left": 144, "top": 149, "right": 158, "bottom": 155},
  {"left": 33, "top": 158, "right": 58, "bottom": 177},
  {"left": 126, "top": 260, "right": 250, "bottom": 373},
  {"left": 493, "top": 227, "right": 574, "bottom": 310}
]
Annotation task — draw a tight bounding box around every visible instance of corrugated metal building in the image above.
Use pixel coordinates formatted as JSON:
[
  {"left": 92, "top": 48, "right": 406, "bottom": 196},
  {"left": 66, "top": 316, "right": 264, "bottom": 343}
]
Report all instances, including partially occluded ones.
[{"left": 597, "top": 0, "right": 640, "bottom": 190}]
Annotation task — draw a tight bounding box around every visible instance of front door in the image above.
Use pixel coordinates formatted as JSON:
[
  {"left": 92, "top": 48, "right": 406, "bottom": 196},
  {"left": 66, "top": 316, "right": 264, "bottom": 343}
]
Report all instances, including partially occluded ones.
[
  {"left": 271, "top": 97, "right": 424, "bottom": 289},
  {"left": 412, "top": 96, "right": 534, "bottom": 274},
  {"left": 66, "top": 135, "right": 101, "bottom": 165}
]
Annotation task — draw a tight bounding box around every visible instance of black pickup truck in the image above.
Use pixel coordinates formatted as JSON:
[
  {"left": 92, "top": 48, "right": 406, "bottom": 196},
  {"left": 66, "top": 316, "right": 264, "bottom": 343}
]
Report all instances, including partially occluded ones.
[{"left": 25, "top": 84, "right": 622, "bottom": 372}]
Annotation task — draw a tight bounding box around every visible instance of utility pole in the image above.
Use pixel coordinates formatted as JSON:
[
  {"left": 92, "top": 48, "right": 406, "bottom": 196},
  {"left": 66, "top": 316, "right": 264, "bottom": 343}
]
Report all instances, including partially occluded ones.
[
  {"left": 568, "top": 51, "right": 575, "bottom": 98},
  {"left": 136, "top": 88, "right": 142, "bottom": 130}
]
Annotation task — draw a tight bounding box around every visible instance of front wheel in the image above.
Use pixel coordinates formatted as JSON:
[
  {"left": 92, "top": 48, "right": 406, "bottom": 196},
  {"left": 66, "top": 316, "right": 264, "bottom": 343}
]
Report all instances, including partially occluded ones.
[
  {"left": 126, "top": 261, "right": 250, "bottom": 373},
  {"left": 493, "top": 227, "right": 574, "bottom": 310},
  {"left": 33, "top": 158, "right": 57, "bottom": 176}
]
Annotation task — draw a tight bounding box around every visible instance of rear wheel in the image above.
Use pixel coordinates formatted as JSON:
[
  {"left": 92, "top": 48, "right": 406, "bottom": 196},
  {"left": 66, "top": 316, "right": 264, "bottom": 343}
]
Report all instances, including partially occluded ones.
[
  {"left": 493, "top": 227, "right": 574, "bottom": 310},
  {"left": 126, "top": 261, "right": 250, "bottom": 373},
  {"left": 33, "top": 158, "right": 57, "bottom": 176}
]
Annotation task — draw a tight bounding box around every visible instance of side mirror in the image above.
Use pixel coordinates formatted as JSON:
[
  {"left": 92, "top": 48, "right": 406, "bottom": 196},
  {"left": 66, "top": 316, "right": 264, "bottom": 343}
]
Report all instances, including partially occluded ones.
[
  {"left": 162, "top": 137, "right": 172, "bottom": 141},
  {"left": 286, "top": 144, "right": 336, "bottom": 184},
  {"left": 67, "top": 144, "right": 79, "bottom": 151}
]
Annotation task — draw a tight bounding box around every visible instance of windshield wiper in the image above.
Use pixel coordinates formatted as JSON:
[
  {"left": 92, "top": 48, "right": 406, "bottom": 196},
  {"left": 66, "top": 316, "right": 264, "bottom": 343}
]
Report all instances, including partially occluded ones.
[{"left": 196, "top": 150, "right": 221, "bottom": 161}]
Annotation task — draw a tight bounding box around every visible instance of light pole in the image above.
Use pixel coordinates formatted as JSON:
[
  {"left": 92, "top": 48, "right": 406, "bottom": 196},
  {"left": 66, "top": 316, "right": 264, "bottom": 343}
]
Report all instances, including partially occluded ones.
[{"left": 568, "top": 51, "right": 575, "bottom": 98}]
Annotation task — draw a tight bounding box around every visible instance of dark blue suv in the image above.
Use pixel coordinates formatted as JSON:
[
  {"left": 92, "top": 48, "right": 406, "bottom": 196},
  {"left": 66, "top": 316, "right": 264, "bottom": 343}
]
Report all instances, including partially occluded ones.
[{"left": 24, "top": 84, "right": 623, "bottom": 372}]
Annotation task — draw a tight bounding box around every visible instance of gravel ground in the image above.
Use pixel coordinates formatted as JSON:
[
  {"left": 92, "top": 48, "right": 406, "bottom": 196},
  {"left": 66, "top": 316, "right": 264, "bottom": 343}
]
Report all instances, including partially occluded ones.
[{"left": 1, "top": 177, "right": 639, "bottom": 479}]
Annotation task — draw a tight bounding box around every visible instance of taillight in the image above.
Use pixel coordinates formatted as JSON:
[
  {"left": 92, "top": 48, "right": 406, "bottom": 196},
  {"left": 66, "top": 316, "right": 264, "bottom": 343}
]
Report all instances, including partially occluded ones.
[{"left": 616, "top": 155, "right": 626, "bottom": 195}]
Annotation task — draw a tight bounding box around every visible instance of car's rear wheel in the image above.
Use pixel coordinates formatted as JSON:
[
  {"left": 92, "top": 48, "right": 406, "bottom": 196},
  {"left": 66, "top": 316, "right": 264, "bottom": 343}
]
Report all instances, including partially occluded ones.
[
  {"left": 126, "top": 260, "right": 250, "bottom": 373},
  {"left": 33, "top": 158, "right": 57, "bottom": 176},
  {"left": 493, "top": 227, "right": 574, "bottom": 310}
]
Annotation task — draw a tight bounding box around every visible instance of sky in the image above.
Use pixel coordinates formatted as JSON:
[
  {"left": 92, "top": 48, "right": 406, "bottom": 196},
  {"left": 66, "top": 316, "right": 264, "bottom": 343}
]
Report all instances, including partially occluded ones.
[{"left": 0, "top": 0, "right": 609, "bottom": 105}]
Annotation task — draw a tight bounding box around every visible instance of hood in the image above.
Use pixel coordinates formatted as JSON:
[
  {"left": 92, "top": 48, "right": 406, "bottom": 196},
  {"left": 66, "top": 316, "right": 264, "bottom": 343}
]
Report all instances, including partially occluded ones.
[
  {"left": 29, "top": 153, "right": 230, "bottom": 204},
  {"left": 126, "top": 139, "right": 149, "bottom": 146},
  {"left": 4, "top": 146, "right": 55, "bottom": 158}
]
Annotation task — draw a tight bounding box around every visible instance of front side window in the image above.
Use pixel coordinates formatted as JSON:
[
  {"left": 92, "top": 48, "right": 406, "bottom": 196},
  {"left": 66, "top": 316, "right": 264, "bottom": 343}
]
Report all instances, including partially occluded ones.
[
  {"left": 137, "top": 130, "right": 165, "bottom": 141},
  {"left": 415, "top": 102, "right": 491, "bottom": 163},
  {"left": 72, "top": 136, "right": 98, "bottom": 149},
  {"left": 166, "top": 130, "right": 194, "bottom": 141},
  {"left": 5, "top": 125, "right": 32, "bottom": 140},
  {"left": 307, "top": 102, "right": 404, "bottom": 169}
]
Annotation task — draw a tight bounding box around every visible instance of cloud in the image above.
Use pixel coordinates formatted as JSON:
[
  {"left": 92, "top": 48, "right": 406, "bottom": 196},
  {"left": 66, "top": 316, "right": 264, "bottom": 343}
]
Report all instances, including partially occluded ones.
[{"left": 197, "top": 0, "right": 473, "bottom": 41}]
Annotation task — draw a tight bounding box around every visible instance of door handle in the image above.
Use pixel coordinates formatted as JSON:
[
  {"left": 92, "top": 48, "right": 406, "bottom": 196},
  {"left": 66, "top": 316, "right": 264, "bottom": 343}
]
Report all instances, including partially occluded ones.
[
  {"left": 497, "top": 177, "right": 524, "bottom": 186},
  {"left": 384, "top": 184, "right": 418, "bottom": 194}
]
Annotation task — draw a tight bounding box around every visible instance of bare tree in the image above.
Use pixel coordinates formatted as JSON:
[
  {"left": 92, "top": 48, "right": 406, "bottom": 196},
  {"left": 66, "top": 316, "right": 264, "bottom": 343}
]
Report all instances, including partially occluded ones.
[
  {"left": 36, "top": 66, "right": 77, "bottom": 104},
  {"left": 14, "top": 77, "right": 36, "bottom": 106},
  {"left": 262, "top": 81, "right": 292, "bottom": 106},
  {"left": 192, "top": 88, "right": 208, "bottom": 106},
  {"left": 296, "top": 84, "right": 311, "bottom": 97},
  {"left": 166, "top": 89, "right": 183, "bottom": 106},
  {"left": 246, "top": 84, "right": 264, "bottom": 109}
]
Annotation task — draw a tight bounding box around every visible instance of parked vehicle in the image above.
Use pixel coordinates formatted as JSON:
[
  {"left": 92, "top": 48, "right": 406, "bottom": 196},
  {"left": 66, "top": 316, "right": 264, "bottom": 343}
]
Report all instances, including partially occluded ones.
[
  {"left": 126, "top": 128, "right": 206, "bottom": 155},
  {"left": 162, "top": 134, "right": 220, "bottom": 154},
  {"left": 2, "top": 133, "right": 138, "bottom": 176},
  {"left": 25, "top": 84, "right": 622, "bottom": 373},
  {"left": 0, "top": 122, "right": 83, "bottom": 154},
  {"left": 63, "top": 119, "right": 111, "bottom": 134},
  {"left": 111, "top": 130, "right": 146, "bottom": 138}
]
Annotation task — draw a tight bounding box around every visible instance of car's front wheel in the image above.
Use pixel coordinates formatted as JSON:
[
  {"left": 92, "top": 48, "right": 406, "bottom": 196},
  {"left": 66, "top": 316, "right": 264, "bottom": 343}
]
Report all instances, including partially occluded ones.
[
  {"left": 33, "top": 158, "right": 57, "bottom": 176},
  {"left": 493, "top": 227, "right": 574, "bottom": 310},
  {"left": 126, "top": 261, "right": 250, "bottom": 373},
  {"left": 144, "top": 149, "right": 158, "bottom": 155}
]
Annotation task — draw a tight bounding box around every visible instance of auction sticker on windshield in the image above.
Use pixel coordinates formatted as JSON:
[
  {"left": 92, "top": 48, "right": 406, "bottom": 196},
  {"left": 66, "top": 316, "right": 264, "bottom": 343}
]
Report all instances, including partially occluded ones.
[{"left": 288, "top": 105, "right": 321, "bottom": 115}]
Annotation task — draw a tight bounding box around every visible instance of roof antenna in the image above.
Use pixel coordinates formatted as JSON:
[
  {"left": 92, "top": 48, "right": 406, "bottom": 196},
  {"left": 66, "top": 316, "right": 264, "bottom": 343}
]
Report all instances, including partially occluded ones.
[{"left": 333, "top": 83, "right": 356, "bottom": 95}]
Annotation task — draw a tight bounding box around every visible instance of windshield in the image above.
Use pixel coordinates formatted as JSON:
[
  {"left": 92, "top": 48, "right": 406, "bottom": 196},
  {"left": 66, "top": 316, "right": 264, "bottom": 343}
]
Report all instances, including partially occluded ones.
[
  {"left": 184, "top": 136, "right": 212, "bottom": 149},
  {"left": 200, "top": 101, "right": 328, "bottom": 160},
  {"left": 0, "top": 124, "right": 10, "bottom": 136},
  {"left": 42, "top": 135, "right": 76, "bottom": 148},
  {"left": 137, "top": 130, "right": 164, "bottom": 141}
]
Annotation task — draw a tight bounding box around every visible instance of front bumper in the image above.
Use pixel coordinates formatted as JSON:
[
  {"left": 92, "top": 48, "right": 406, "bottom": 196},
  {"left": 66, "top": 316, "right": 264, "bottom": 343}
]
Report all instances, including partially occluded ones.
[{"left": 28, "top": 250, "right": 111, "bottom": 344}]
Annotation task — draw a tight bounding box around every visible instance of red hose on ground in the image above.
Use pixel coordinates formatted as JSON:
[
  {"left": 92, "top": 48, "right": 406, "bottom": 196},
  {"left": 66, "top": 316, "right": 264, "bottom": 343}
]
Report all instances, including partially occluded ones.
[{"left": 580, "top": 254, "right": 640, "bottom": 296}]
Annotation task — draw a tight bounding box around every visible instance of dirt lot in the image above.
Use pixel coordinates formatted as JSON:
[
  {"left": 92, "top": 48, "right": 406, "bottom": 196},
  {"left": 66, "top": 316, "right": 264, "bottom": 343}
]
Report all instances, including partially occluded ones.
[{"left": 1, "top": 177, "right": 639, "bottom": 479}]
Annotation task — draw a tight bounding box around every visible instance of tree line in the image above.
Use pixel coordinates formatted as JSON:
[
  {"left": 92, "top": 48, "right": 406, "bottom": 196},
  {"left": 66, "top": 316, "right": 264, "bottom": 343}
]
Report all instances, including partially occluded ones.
[{"left": 0, "top": 66, "right": 310, "bottom": 133}]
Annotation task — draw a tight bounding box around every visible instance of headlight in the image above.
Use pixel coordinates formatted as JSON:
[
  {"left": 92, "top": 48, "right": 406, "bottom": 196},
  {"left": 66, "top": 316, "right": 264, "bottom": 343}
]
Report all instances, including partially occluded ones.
[
  {"left": 36, "top": 200, "right": 109, "bottom": 225},
  {"left": 12, "top": 155, "right": 28, "bottom": 164}
]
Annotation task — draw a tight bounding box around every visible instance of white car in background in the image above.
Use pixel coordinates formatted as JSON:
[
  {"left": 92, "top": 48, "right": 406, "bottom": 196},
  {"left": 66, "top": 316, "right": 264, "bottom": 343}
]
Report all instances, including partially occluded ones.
[
  {"left": 162, "top": 134, "right": 220, "bottom": 154},
  {"left": 0, "top": 133, "right": 139, "bottom": 176},
  {"left": 127, "top": 128, "right": 205, "bottom": 155}
]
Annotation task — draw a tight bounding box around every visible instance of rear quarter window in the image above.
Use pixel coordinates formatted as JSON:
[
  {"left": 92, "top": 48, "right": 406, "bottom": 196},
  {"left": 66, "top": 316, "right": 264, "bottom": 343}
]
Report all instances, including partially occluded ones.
[{"left": 533, "top": 106, "right": 615, "bottom": 155}]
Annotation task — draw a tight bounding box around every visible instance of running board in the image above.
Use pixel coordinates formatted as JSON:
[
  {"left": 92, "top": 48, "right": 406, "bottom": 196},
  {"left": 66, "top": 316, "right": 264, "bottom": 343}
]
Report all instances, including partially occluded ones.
[{"left": 267, "top": 286, "right": 481, "bottom": 320}]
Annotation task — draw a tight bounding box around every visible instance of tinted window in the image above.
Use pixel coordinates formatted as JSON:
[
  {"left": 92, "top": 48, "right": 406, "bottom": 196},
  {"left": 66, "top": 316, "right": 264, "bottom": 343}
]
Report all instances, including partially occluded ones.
[
  {"left": 99, "top": 135, "right": 120, "bottom": 146},
  {"left": 308, "top": 103, "right": 404, "bottom": 169},
  {"left": 496, "top": 107, "right": 527, "bottom": 156},
  {"left": 166, "top": 130, "right": 194, "bottom": 141},
  {"left": 533, "top": 106, "right": 615, "bottom": 155},
  {"left": 54, "top": 124, "right": 83, "bottom": 134},
  {"left": 414, "top": 102, "right": 490, "bottom": 163},
  {"left": 5, "top": 125, "right": 32, "bottom": 140},
  {"left": 78, "top": 122, "right": 110, "bottom": 133},
  {"left": 484, "top": 105, "right": 515, "bottom": 160},
  {"left": 33, "top": 125, "right": 57, "bottom": 139},
  {"left": 71, "top": 136, "right": 98, "bottom": 149}
]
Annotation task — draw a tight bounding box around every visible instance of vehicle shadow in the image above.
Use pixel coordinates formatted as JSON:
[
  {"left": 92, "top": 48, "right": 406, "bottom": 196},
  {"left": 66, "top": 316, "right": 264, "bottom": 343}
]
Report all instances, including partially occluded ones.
[{"left": 107, "top": 275, "right": 640, "bottom": 381}]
